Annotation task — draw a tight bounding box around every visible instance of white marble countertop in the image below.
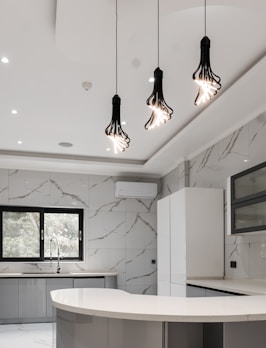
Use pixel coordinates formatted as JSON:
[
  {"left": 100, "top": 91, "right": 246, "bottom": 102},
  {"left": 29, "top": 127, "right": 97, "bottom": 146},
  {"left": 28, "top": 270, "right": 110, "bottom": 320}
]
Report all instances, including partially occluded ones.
[
  {"left": 0, "top": 271, "right": 118, "bottom": 278},
  {"left": 187, "top": 278, "right": 266, "bottom": 295},
  {"left": 51, "top": 288, "right": 266, "bottom": 323}
]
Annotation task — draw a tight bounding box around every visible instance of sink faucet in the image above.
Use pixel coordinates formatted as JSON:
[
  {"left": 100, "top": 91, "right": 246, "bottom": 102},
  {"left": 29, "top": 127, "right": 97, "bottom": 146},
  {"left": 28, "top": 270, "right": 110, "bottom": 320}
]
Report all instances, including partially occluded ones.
[{"left": 50, "top": 235, "right": 61, "bottom": 274}]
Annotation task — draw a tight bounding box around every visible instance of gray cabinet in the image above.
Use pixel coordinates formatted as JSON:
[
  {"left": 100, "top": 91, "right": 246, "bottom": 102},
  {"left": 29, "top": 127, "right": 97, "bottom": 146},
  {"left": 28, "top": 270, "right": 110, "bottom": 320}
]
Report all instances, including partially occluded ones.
[
  {"left": 73, "top": 277, "right": 105, "bottom": 288},
  {"left": 186, "top": 285, "right": 206, "bottom": 297},
  {"left": 46, "top": 278, "right": 73, "bottom": 318},
  {"left": 18, "top": 278, "right": 46, "bottom": 319},
  {"left": 0, "top": 279, "right": 19, "bottom": 320},
  {"left": 205, "top": 289, "right": 232, "bottom": 297},
  {"left": 0, "top": 275, "right": 115, "bottom": 323},
  {"left": 186, "top": 285, "right": 241, "bottom": 297}
]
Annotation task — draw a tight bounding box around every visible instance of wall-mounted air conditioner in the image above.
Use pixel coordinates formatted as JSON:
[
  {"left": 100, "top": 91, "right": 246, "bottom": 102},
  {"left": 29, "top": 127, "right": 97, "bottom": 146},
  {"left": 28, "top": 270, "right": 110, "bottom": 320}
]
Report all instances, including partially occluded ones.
[{"left": 115, "top": 181, "right": 157, "bottom": 199}]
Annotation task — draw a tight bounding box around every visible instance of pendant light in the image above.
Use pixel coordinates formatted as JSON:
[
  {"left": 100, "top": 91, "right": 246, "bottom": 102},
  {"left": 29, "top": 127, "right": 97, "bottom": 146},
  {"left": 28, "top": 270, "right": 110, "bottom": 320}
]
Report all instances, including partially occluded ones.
[
  {"left": 145, "top": 0, "right": 173, "bottom": 130},
  {"left": 105, "top": 0, "right": 130, "bottom": 153},
  {"left": 192, "top": 0, "right": 221, "bottom": 106}
]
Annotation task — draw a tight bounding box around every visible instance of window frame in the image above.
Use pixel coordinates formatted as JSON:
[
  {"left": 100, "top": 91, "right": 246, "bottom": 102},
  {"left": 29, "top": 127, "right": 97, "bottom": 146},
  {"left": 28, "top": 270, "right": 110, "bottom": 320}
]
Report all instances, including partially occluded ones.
[{"left": 0, "top": 205, "right": 84, "bottom": 262}]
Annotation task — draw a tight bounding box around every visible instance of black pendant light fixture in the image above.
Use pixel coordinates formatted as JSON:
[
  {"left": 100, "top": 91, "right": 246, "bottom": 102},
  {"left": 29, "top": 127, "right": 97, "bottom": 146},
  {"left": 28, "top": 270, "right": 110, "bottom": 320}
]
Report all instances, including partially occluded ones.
[
  {"left": 105, "top": 0, "right": 130, "bottom": 153},
  {"left": 192, "top": 0, "right": 221, "bottom": 106},
  {"left": 145, "top": 0, "right": 173, "bottom": 130}
]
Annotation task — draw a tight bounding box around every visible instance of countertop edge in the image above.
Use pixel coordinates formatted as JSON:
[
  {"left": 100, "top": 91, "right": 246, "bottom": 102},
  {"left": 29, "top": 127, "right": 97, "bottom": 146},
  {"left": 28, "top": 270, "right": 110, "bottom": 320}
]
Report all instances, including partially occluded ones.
[
  {"left": 186, "top": 278, "right": 266, "bottom": 295},
  {"left": 51, "top": 288, "right": 266, "bottom": 323},
  {"left": 0, "top": 271, "right": 118, "bottom": 278}
]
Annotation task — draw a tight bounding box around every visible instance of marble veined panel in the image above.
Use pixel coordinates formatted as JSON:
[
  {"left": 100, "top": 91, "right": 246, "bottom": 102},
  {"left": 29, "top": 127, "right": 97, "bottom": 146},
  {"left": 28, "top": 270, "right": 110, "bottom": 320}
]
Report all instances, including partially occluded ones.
[
  {"left": 126, "top": 212, "right": 157, "bottom": 250},
  {"left": 8, "top": 170, "right": 50, "bottom": 206},
  {"left": 248, "top": 111, "right": 266, "bottom": 165},
  {"left": 50, "top": 172, "right": 89, "bottom": 207},
  {"left": 88, "top": 211, "right": 126, "bottom": 249},
  {"left": 86, "top": 248, "right": 126, "bottom": 288},
  {"left": 189, "top": 144, "right": 221, "bottom": 189},
  {"left": 126, "top": 197, "right": 157, "bottom": 213},
  {"left": 217, "top": 127, "right": 251, "bottom": 187},
  {"left": 225, "top": 241, "right": 249, "bottom": 279},
  {"left": 126, "top": 249, "right": 157, "bottom": 286},
  {"left": 88, "top": 175, "right": 126, "bottom": 212},
  {"left": 160, "top": 162, "right": 188, "bottom": 199},
  {"left": 249, "top": 242, "right": 266, "bottom": 279},
  {"left": 126, "top": 284, "right": 157, "bottom": 295},
  {"left": 0, "top": 168, "right": 8, "bottom": 204}
]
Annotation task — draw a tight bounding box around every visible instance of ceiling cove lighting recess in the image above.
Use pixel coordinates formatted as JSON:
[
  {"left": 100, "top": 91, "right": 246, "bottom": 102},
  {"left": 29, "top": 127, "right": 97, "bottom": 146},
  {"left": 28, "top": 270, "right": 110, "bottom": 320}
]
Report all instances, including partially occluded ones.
[
  {"left": 192, "top": 0, "right": 221, "bottom": 105},
  {"left": 105, "top": 0, "right": 130, "bottom": 154},
  {"left": 145, "top": 0, "right": 173, "bottom": 130}
]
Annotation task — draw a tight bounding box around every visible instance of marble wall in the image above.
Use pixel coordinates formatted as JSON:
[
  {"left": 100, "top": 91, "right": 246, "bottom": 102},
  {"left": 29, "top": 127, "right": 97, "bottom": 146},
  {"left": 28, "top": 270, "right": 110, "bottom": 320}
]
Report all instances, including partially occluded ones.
[
  {"left": 161, "top": 111, "right": 266, "bottom": 280},
  {"left": 0, "top": 171, "right": 158, "bottom": 294},
  {"left": 0, "top": 112, "right": 265, "bottom": 293}
]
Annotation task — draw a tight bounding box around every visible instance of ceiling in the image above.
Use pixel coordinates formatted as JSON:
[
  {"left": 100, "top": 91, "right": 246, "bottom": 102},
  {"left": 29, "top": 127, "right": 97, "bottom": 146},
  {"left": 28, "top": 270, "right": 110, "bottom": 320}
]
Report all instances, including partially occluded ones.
[{"left": 0, "top": 0, "right": 265, "bottom": 178}]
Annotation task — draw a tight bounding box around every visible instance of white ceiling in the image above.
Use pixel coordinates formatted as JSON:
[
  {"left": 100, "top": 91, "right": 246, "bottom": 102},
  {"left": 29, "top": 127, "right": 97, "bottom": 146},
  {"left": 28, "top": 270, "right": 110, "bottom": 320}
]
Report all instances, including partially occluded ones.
[{"left": 0, "top": 0, "right": 265, "bottom": 178}]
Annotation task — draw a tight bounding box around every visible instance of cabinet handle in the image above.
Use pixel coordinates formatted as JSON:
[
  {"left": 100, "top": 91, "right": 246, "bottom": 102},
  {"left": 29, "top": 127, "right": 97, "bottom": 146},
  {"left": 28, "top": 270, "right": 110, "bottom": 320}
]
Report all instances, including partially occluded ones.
[
  {"left": 41, "top": 229, "right": 44, "bottom": 240},
  {"left": 79, "top": 230, "right": 82, "bottom": 241}
]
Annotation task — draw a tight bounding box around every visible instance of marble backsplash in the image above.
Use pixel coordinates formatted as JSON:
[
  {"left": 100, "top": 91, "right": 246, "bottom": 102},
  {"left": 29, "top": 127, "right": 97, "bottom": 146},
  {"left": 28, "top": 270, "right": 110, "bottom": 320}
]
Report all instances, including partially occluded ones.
[
  {"left": 161, "top": 111, "right": 266, "bottom": 280},
  {"left": 0, "top": 171, "right": 159, "bottom": 295}
]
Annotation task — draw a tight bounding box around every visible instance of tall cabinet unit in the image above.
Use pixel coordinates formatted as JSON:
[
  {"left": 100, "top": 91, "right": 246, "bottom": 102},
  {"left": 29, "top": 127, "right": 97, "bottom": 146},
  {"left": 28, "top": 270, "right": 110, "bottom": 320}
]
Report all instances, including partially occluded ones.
[{"left": 157, "top": 187, "right": 224, "bottom": 297}]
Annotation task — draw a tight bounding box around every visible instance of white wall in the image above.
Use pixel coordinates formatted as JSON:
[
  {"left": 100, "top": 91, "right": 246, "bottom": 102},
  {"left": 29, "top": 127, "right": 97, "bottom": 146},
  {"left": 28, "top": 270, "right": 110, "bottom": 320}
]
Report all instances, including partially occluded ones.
[
  {"left": 161, "top": 111, "right": 266, "bottom": 280},
  {"left": 0, "top": 171, "right": 158, "bottom": 294}
]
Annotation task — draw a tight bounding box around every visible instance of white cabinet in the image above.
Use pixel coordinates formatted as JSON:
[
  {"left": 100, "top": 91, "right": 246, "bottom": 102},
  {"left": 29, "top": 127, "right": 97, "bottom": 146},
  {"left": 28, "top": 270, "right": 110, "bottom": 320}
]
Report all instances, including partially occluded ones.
[
  {"left": 157, "top": 187, "right": 224, "bottom": 296},
  {"left": 157, "top": 196, "right": 171, "bottom": 296},
  {"left": 0, "top": 279, "right": 19, "bottom": 320}
]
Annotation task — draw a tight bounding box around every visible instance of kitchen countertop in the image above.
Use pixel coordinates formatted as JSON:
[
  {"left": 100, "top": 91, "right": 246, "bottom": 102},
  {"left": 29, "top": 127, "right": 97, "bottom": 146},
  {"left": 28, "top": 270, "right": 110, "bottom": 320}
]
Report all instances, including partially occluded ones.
[
  {"left": 0, "top": 271, "right": 118, "bottom": 278},
  {"left": 187, "top": 278, "right": 266, "bottom": 295},
  {"left": 51, "top": 287, "right": 266, "bottom": 323}
]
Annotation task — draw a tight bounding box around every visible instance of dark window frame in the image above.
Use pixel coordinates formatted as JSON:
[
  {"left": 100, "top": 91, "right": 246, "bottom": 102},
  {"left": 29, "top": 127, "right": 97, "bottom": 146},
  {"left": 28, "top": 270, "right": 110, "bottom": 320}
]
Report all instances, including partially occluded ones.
[
  {"left": 0, "top": 205, "right": 84, "bottom": 262},
  {"left": 230, "top": 161, "right": 266, "bottom": 234}
]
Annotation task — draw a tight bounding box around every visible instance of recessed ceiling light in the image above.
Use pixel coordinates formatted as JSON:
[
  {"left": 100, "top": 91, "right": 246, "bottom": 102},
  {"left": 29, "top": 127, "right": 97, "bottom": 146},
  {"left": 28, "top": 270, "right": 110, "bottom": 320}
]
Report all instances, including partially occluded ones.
[
  {"left": 17, "top": 140, "right": 22, "bottom": 145},
  {"left": 11, "top": 109, "right": 18, "bottom": 115},
  {"left": 121, "top": 121, "right": 126, "bottom": 125},
  {"left": 149, "top": 77, "right": 155, "bottom": 83},
  {"left": 106, "top": 148, "right": 111, "bottom": 151},
  {"left": 58, "top": 142, "right": 73, "bottom": 147},
  {"left": 244, "top": 159, "right": 249, "bottom": 163},
  {"left": 1, "top": 57, "right": 9, "bottom": 64}
]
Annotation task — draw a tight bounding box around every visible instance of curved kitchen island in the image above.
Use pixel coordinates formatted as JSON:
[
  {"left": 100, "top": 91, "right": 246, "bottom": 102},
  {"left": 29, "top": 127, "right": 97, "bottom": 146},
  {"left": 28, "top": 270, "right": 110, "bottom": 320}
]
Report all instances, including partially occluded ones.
[{"left": 51, "top": 288, "right": 266, "bottom": 348}]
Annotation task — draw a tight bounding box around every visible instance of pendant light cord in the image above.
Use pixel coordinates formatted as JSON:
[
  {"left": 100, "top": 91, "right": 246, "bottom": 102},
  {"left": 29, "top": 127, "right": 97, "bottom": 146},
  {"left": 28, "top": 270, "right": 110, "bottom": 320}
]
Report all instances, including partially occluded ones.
[
  {"left": 157, "top": 0, "right": 160, "bottom": 67},
  {"left": 115, "top": 0, "right": 118, "bottom": 94},
  {"left": 204, "top": 0, "right": 206, "bottom": 36}
]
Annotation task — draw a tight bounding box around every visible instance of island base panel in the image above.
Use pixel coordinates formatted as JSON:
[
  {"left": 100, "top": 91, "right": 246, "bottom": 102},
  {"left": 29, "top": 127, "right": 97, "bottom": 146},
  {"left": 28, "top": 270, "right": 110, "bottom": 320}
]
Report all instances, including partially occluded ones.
[{"left": 56, "top": 309, "right": 163, "bottom": 348}]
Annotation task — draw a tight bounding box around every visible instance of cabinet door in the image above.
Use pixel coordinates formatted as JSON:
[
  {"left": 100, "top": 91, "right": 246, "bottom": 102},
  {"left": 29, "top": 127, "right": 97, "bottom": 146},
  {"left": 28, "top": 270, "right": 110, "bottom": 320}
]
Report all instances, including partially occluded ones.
[
  {"left": 185, "top": 188, "right": 224, "bottom": 278},
  {"left": 18, "top": 278, "right": 46, "bottom": 319},
  {"left": 205, "top": 289, "right": 232, "bottom": 297},
  {"left": 170, "top": 190, "right": 187, "bottom": 285},
  {"left": 0, "top": 279, "right": 19, "bottom": 319},
  {"left": 157, "top": 196, "right": 171, "bottom": 295},
  {"left": 186, "top": 285, "right": 206, "bottom": 297},
  {"left": 73, "top": 277, "right": 105, "bottom": 288},
  {"left": 46, "top": 278, "right": 73, "bottom": 318}
]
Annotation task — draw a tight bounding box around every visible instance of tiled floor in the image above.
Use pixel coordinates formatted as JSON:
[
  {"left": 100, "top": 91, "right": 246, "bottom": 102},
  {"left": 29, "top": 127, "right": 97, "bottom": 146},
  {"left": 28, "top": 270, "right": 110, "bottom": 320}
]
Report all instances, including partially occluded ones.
[{"left": 0, "top": 323, "right": 54, "bottom": 348}]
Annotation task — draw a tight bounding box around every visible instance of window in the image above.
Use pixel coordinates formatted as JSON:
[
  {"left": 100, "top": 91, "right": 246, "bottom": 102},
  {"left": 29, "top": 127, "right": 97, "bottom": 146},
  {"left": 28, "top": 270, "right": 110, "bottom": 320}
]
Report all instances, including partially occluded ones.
[{"left": 0, "top": 206, "right": 83, "bottom": 261}]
